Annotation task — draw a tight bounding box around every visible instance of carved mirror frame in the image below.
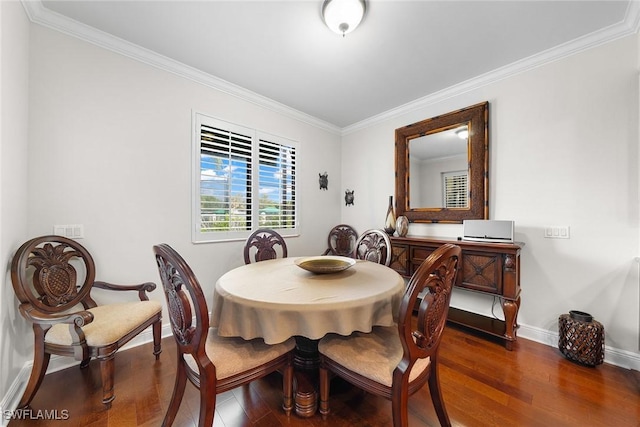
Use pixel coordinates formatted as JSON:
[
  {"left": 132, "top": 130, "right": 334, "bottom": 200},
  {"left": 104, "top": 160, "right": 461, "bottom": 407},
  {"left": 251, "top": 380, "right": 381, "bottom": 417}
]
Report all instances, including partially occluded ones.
[{"left": 395, "top": 101, "right": 489, "bottom": 223}]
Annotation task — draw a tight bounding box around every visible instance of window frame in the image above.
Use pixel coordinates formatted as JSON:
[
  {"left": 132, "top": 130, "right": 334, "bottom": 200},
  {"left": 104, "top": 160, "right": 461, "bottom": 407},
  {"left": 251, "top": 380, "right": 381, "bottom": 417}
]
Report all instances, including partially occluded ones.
[{"left": 192, "top": 112, "right": 299, "bottom": 243}]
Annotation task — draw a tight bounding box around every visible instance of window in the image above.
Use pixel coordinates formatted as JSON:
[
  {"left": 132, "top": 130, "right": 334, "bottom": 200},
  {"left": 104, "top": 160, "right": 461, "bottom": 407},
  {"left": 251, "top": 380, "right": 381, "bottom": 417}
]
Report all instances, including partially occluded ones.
[
  {"left": 442, "top": 170, "right": 468, "bottom": 208},
  {"left": 193, "top": 113, "right": 298, "bottom": 242}
]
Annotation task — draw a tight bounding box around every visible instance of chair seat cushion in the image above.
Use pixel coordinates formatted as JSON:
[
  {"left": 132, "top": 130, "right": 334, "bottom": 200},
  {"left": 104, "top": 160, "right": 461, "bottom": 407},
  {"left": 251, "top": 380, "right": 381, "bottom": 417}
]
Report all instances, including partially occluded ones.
[
  {"left": 185, "top": 329, "right": 295, "bottom": 380},
  {"left": 318, "top": 325, "right": 430, "bottom": 387},
  {"left": 45, "top": 301, "right": 162, "bottom": 347}
]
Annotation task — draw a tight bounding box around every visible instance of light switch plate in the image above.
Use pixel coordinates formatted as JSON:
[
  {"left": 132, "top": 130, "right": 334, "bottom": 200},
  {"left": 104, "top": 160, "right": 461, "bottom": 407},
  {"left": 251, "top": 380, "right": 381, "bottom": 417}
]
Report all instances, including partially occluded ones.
[
  {"left": 53, "top": 224, "right": 84, "bottom": 239},
  {"left": 544, "top": 226, "right": 570, "bottom": 239}
]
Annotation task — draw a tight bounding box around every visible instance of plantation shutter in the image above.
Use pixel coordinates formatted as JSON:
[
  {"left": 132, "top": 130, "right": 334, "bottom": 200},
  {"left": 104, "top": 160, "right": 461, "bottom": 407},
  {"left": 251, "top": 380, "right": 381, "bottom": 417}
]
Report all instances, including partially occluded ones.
[
  {"left": 443, "top": 170, "right": 468, "bottom": 208},
  {"left": 257, "top": 135, "right": 297, "bottom": 229},
  {"left": 199, "top": 122, "right": 253, "bottom": 232}
]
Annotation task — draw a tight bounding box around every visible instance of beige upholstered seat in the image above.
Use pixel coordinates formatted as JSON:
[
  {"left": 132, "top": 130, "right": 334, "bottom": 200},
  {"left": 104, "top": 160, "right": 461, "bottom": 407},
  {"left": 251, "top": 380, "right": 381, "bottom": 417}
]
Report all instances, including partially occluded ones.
[
  {"left": 318, "top": 326, "right": 431, "bottom": 387},
  {"left": 44, "top": 302, "right": 162, "bottom": 347},
  {"left": 183, "top": 330, "right": 295, "bottom": 382},
  {"left": 319, "top": 243, "right": 461, "bottom": 427},
  {"left": 10, "top": 235, "right": 162, "bottom": 409},
  {"left": 154, "top": 243, "right": 295, "bottom": 427}
]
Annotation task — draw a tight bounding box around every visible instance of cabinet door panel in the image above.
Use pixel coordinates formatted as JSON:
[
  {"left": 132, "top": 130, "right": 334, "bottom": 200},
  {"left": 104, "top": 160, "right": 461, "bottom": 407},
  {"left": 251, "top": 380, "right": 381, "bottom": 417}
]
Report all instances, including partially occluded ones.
[
  {"left": 390, "top": 244, "right": 409, "bottom": 276},
  {"left": 460, "top": 251, "right": 502, "bottom": 293}
]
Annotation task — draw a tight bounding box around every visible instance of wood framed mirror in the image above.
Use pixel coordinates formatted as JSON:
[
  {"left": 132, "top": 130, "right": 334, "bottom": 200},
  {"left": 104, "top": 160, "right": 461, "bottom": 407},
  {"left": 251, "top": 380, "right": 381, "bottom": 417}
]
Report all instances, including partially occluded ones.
[{"left": 395, "top": 102, "right": 489, "bottom": 223}]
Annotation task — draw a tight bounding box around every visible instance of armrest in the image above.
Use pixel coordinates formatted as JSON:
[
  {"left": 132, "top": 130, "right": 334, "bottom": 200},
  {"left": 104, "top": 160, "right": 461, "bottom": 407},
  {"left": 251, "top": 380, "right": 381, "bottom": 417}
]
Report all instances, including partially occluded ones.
[
  {"left": 93, "top": 281, "right": 157, "bottom": 301},
  {"left": 20, "top": 304, "right": 93, "bottom": 360},
  {"left": 19, "top": 304, "right": 94, "bottom": 327}
]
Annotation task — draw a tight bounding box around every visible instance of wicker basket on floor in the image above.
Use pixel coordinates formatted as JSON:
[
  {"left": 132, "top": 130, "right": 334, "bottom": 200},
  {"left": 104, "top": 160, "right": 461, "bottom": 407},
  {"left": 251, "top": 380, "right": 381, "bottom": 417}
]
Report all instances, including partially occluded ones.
[{"left": 558, "top": 311, "right": 604, "bottom": 366}]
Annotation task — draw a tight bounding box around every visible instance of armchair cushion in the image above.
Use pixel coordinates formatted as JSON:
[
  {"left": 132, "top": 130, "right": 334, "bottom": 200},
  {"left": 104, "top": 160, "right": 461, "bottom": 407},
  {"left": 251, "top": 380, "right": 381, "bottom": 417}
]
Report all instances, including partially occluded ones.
[
  {"left": 318, "top": 325, "right": 430, "bottom": 387},
  {"left": 45, "top": 301, "right": 162, "bottom": 347}
]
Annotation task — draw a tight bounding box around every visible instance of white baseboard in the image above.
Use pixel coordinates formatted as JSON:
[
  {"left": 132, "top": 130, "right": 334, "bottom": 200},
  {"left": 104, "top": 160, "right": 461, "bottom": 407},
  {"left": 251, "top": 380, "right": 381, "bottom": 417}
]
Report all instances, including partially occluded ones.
[
  {"left": 518, "top": 324, "right": 640, "bottom": 371},
  {"left": 0, "top": 367, "right": 31, "bottom": 427}
]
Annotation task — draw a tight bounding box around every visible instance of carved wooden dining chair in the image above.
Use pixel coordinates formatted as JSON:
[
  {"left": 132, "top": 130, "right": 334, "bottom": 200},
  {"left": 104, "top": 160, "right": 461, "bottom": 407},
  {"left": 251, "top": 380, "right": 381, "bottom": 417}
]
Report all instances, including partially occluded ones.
[
  {"left": 354, "top": 228, "right": 392, "bottom": 266},
  {"left": 10, "top": 235, "right": 162, "bottom": 409},
  {"left": 154, "top": 243, "right": 295, "bottom": 427},
  {"left": 323, "top": 224, "right": 358, "bottom": 257},
  {"left": 318, "top": 243, "right": 461, "bottom": 427},
  {"left": 243, "top": 228, "right": 288, "bottom": 264}
]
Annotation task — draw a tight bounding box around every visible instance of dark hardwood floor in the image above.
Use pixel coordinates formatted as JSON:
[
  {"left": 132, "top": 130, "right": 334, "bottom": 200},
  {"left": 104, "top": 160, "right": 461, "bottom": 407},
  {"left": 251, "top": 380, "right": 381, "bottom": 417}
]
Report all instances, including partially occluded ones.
[{"left": 7, "top": 325, "right": 640, "bottom": 427}]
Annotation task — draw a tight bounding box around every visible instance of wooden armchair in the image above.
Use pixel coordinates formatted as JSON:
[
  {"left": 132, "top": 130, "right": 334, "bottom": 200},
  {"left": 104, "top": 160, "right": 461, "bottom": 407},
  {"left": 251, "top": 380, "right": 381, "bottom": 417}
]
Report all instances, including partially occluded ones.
[
  {"left": 323, "top": 224, "right": 358, "bottom": 257},
  {"left": 244, "top": 228, "right": 288, "bottom": 264},
  {"left": 154, "top": 244, "right": 295, "bottom": 426},
  {"left": 10, "top": 235, "right": 162, "bottom": 409},
  {"left": 318, "top": 243, "right": 461, "bottom": 427},
  {"left": 354, "top": 228, "right": 392, "bottom": 266}
]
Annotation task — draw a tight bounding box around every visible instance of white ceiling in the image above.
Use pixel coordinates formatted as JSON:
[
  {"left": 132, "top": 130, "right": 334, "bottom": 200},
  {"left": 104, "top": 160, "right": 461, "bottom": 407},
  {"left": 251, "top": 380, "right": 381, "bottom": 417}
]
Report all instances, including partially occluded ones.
[{"left": 30, "top": 1, "right": 638, "bottom": 131}]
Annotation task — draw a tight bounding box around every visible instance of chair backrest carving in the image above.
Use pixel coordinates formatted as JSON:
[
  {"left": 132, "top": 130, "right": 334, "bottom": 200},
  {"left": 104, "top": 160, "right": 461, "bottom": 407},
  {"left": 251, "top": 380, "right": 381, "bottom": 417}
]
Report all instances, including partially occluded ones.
[
  {"left": 354, "top": 229, "right": 391, "bottom": 266},
  {"left": 398, "top": 243, "right": 461, "bottom": 360},
  {"left": 244, "top": 228, "right": 288, "bottom": 264},
  {"left": 11, "top": 235, "right": 98, "bottom": 314},
  {"left": 154, "top": 244, "right": 208, "bottom": 352},
  {"left": 324, "top": 224, "right": 358, "bottom": 257}
]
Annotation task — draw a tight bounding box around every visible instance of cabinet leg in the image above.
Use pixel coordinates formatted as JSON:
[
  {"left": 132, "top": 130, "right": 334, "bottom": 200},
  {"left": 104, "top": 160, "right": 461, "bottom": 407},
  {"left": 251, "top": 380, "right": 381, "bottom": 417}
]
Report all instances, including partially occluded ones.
[{"left": 502, "top": 298, "right": 520, "bottom": 350}]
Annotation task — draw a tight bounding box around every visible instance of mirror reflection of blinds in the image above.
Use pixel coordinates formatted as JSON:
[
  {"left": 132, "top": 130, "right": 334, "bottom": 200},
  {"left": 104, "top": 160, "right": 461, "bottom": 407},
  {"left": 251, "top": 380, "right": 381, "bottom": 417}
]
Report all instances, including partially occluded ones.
[
  {"left": 200, "top": 124, "right": 253, "bottom": 231},
  {"left": 443, "top": 171, "right": 468, "bottom": 208},
  {"left": 258, "top": 138, "right": 296, "bottom": 229}
]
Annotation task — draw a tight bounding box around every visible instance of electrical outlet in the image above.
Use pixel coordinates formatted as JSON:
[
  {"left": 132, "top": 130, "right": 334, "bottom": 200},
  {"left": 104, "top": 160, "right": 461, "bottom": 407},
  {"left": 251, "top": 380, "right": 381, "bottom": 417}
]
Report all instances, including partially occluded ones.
[
  {"left": 53, "top": 224, "right": 84, "bottom": 239},
  {"left": 544, "top": 226, "right": 570, "bottom": 239}
]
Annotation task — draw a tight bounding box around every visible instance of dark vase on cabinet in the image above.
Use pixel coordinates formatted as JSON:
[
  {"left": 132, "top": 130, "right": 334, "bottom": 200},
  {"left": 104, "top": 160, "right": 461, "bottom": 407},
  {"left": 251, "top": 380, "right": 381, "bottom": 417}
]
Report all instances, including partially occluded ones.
[{"left": 384, "top": 196, "right": 396, "bottom": 235}]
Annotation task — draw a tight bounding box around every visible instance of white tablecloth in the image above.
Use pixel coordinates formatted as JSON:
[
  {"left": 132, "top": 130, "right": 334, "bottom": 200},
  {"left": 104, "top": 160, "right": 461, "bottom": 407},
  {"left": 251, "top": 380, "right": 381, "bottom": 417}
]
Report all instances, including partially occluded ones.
[{"left": 211, "top": 257, "right": 404, "bottom": 344}]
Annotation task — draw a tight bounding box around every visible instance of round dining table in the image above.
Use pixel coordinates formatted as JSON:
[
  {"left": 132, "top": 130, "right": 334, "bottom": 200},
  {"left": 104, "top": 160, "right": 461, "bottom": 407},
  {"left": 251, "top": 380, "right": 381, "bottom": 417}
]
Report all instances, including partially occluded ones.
[
  {"left": 211, "top": 256, "right": 405, "bottom": 417},
  {"left": 211, "top": 257, "right": 405, "bottom": 344}
]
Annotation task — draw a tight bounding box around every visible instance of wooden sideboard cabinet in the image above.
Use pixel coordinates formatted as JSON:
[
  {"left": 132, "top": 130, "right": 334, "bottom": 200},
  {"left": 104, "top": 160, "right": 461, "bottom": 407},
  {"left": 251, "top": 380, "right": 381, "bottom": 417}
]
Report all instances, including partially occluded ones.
[{"left": 390, "top": 236, "right": 523, "bottom": 350}]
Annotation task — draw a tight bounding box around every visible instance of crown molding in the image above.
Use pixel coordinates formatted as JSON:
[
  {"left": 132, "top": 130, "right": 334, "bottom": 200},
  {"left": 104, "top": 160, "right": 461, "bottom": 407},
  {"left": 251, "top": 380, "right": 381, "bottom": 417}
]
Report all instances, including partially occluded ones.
[
  {"left": 342, "top": 1, "right": 640, "bottom": 135},
  {"left": 20, "top": 1, "right": 640, "bottom": 137},
  {"left": 628, "top": 0, "right": 640, "bottom": 33},
  {"left": 20, "top": 0, "right": 342, "bottom": 135}
]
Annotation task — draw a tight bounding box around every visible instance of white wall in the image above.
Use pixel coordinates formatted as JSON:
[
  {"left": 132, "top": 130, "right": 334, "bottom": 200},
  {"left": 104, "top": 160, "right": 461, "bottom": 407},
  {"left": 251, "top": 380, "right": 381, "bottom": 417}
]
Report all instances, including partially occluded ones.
[
  {"left": 16, "top": 22, "right": 342, "bottom": 376},
  {"left": 0, "top": 0, "right": 31, "bottom": 407},
  {"left": 342, "top": 34, "right": 640, "bottom": 363}
]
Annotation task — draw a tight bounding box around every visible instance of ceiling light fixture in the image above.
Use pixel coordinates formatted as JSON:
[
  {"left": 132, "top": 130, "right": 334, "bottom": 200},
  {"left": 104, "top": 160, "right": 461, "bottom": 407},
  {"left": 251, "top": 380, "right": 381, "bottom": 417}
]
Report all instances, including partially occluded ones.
[{"left": 322, "top": 0, "right": 367, "bottom": 37}]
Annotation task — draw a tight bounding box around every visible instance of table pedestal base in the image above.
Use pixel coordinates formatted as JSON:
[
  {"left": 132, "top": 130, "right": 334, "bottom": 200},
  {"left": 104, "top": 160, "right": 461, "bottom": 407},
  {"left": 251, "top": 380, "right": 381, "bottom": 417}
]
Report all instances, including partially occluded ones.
[{"left": 293, "top": 336, "right": 320, "bottom": 417}]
